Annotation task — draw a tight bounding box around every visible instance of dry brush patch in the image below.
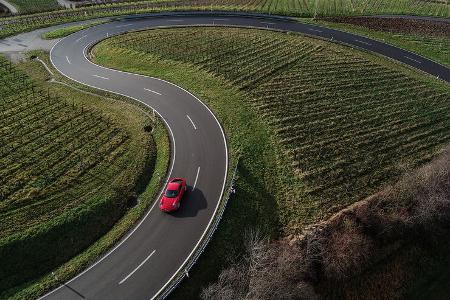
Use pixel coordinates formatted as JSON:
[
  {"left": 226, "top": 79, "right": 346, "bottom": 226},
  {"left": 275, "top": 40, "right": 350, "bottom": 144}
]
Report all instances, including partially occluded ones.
[{"left": 202, "top": 147, "right": 450, "bottom": 299}]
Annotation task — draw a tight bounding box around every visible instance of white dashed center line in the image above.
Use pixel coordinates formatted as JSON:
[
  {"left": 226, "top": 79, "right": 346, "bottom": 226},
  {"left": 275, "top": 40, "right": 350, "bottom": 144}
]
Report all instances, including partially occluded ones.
[
  {"left": 261, "top": 22, "right": 275, "bottom": 25},
  {"left": 75, "top": 35, "right": 87, "bottom": 43},
  {"left": 168, "top": 19, "right": 184, "bottom": 22},
  {"left": 404, "top": 56, "right": 422, "bottom": 64},
  {"left": 354, "top": 39, "right": 372, "bottom": 46},
  {"left": 119, "top": 250, "right": 156, "bottom": 285},
  {"left": 66, "top": 56, "right": 71, "bottom": 64},
  {"left": 144, "top": 88, "right": 162, "bottom": 95},
  {"left": 213, "top": 18, "right": 229, "bottom": 21},
  {"left": 308, "top": 28, "right": 323, "bottom": 33},
  {"left": 93, "top": 74, "right": 109, "bottom": 80},
  {"left": 186, "top": 115, "right": 197, "bottom": 130},
  {"left": 193, "top": 167, "right": 200, "bottom": 190}
]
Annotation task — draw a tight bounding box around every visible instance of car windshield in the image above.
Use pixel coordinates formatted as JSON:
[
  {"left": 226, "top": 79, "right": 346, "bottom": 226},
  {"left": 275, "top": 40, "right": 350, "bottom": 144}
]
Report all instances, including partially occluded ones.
[{"left": 165, "top": 189, "right": 179, "bottom": 198}]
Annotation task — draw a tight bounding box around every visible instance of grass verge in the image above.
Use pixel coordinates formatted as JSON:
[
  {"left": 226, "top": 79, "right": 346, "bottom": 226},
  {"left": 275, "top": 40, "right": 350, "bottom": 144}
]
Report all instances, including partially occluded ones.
[
  {"left": 41, "top": 20, "right": 107, "bottom": 39},
  {"left": 91, "top": 26, "right": 450, "bottom": 298},
  {"left": 303, "top": 18, "right": 450, "bottom": 67}
]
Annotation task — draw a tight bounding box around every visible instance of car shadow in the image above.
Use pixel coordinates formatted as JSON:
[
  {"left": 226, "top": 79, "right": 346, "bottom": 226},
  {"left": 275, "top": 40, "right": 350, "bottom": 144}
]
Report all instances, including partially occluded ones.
[{"left": 171, "top": 187, "right": 207, "bottom": 218}]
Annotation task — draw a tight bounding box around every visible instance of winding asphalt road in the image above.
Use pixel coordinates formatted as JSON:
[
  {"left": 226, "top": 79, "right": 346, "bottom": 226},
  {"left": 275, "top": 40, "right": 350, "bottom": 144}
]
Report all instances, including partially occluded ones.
[{"left": 39, "top": 12, "right": 450, "bottom": 300}]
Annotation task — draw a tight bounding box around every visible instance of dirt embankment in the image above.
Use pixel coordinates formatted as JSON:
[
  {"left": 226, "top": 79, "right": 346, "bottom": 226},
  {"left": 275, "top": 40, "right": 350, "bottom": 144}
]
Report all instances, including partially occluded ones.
[
  {"left": 203, "top": 147, "right": 450, "bottom": 299},
  {"left": 320, "top": 16, "right": 450, "bottom": 37}
]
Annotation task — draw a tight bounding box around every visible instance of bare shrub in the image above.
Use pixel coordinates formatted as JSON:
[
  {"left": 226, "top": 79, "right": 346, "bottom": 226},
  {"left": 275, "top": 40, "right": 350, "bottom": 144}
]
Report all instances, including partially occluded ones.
[
  {"left": 302, "top": 226, "right": 326, "bottom": 282},
  {"left": 355, "top": 147, "right": 450, "bottom": 243},
  {"left": 407, "top": 152, "right": 450, "bottom": 233},
  {"left": 201, "top": 229, "right": 318, "bottom": 300},
  {"left": 200, "top": 263, "right": 249, "bottom": 300},
  {"left": 322, "top": 217, "right": 374, "bottom": 281},
  {"left": 247, "top": 242, "right": 318, "bottom": 300},
  {"left": 203, "top": 147, "right": 450, "bottom": 300},
  {"left": 201, "top": 229, "right": 264, "bottom": 300}
]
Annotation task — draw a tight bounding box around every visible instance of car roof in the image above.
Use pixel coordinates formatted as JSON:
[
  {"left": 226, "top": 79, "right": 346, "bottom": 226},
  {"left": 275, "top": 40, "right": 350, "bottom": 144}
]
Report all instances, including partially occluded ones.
[{"left": 167, "top": 182, "right": 180, "bottom": 190}]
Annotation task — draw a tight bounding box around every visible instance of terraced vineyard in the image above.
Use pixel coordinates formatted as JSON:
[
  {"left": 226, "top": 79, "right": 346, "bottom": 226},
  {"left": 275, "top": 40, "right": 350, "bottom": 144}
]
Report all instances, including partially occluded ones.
[
  {"left": 7, "top": 0, "right": 60, "bottom": 14},
  {"left": 242, "top": 0, "right": 450, "bottom": 17},
  {"left": 2, "top": 0, "right": 448, "bottom": 16},
  {"left": 0, "top": 55, "right": 155, "bottom": 291},
  {"left": 95, "top": 27, "right": 450, "bottom": 230}
]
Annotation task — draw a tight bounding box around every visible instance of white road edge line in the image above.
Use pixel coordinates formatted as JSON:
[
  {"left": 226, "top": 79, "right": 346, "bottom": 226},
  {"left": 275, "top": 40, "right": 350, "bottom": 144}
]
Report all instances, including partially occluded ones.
[
  {"left": 186, "top": 115, "right": 197, "bottom": 130},
  {"left": 354, "top": 39, "right": 372, "bottom": 46},
  {"left": 93, "top": 74, "right": 109, "bottom": 80},
  {"left": 144, "top": 88, "right": 162, "bottom": 95},
  {"left": 119, "top": 250, "right": 156, "bottom": 285},
  {"left": 404, "top": 56, "right": 422, "bottom": 64},
  {"left": 75, "top": 34, "right": 87, "bottom": 42},
  {"left": 66, "top": 56, "right": 71, "bottom": 64},
  {"left": 193, "top": 167, "right": 200, "bottom": 190}
]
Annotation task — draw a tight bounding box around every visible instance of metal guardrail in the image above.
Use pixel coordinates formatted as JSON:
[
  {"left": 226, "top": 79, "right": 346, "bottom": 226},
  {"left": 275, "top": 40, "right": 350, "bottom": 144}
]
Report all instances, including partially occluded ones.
[{"left": 158, "top": 157, "right": 240, "bottom": 299}]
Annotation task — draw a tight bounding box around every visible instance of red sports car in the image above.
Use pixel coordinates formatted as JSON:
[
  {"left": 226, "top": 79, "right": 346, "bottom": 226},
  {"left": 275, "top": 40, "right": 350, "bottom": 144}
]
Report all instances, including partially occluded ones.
[{"left": 159, "top": 178, "right": 187, "bottom": 212}]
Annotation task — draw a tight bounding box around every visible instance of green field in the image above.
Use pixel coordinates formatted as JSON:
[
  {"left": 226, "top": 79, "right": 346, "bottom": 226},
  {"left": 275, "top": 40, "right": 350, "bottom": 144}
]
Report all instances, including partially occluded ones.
[
  {"left": 92, "top": 27, "right": 450, "bottom": 297},
  {"left": 0, "top": 54, "right": 158, "bottom": 293},
  {"left": 6, "top": 0, "right": 60, "bottom": 14},
  {"left": 41, "top": 21, "right": 106, "bottom": 39}
]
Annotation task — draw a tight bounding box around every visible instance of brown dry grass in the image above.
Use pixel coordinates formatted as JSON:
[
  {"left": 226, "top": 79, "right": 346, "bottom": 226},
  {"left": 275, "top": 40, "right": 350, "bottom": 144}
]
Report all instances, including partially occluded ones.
[{"left": 202, "top": 146, "right": 450, "bottom": 299}]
